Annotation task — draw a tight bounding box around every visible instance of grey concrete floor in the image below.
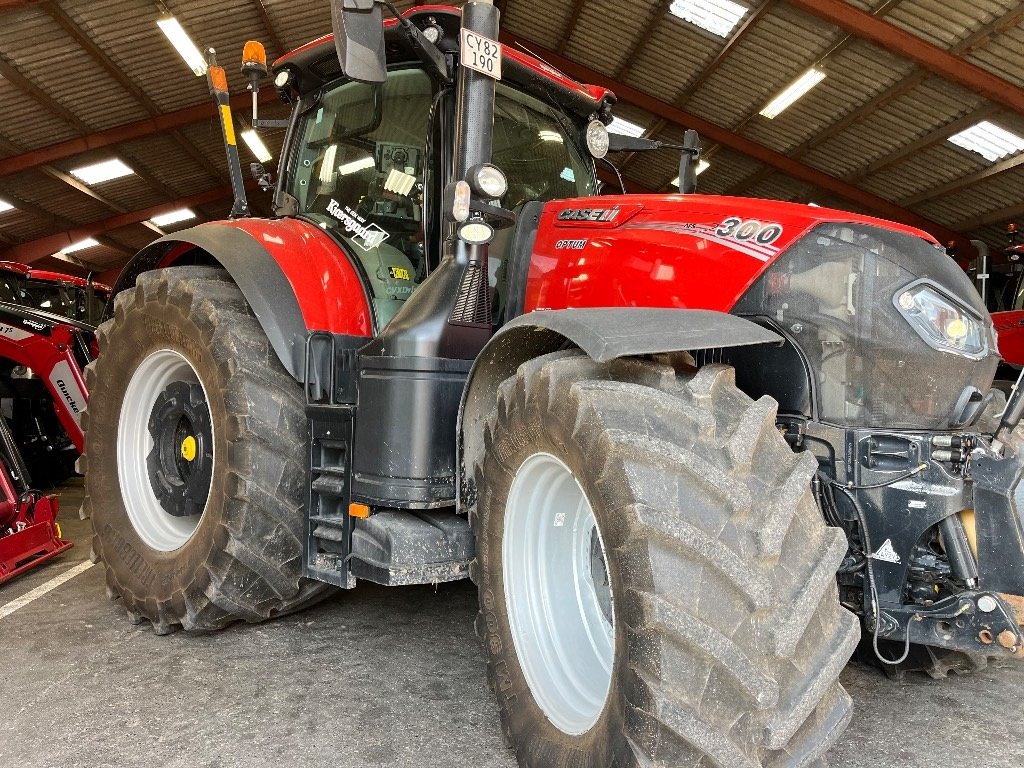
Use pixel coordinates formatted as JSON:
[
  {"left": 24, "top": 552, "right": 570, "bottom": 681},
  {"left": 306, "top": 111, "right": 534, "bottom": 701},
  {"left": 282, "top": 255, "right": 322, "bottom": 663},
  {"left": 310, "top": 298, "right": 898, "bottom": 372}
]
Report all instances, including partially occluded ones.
[{"left": 1, "top": 478, "right": 1021, "bottom": 768}]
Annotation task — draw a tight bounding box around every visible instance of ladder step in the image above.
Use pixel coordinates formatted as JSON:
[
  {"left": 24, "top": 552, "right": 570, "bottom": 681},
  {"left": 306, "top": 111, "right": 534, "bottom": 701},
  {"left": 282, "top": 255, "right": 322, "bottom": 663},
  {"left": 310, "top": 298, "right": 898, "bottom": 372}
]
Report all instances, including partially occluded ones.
[
  {"left": 309, "top": 515, "right": 347, "bottom": 527},
  {"left": 311, "top": 465, "right": 346, "bottom": 477},
  {"left": 312, "top": 524, "right": 347, "bottom": 543},
  {"left": 312, "top": 475, "right": 347, "bottom": 497}
]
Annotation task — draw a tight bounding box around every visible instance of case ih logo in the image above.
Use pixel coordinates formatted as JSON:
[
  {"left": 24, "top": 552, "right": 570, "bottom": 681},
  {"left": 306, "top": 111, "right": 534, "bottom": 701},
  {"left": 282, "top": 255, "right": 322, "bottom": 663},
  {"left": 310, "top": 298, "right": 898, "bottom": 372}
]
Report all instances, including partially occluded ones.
[{"left": 558, "top": 206, "right": 620, "bottom": 223}]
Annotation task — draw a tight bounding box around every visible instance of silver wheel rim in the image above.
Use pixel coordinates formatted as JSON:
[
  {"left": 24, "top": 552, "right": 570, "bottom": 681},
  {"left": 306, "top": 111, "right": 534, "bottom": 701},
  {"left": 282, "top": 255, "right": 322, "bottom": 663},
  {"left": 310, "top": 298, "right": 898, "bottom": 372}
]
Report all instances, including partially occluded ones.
[
  {"left": 503, "top": 452, "right": 615, "bottom": 736},
  {"left": 117, "top": 349, "right": 213, "bottom": 552}
]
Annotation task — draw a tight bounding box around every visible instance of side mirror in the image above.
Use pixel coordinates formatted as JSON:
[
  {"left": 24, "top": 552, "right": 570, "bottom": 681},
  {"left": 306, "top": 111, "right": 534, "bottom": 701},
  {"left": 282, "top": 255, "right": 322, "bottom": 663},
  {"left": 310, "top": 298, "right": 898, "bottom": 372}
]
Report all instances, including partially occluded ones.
[
  {"left": 331, "top": 0, "right": 387, "bottom": 84},
  {"left": 250, "top": 163, "right": 274, "bottom": 191}
]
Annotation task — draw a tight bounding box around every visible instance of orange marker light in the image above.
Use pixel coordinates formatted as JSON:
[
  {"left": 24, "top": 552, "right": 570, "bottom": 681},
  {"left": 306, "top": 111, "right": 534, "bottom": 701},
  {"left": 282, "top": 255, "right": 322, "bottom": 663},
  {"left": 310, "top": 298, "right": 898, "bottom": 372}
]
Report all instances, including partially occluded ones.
[
  {"left": 349, "top": 503, "right": 371, "bottom": 519},
  {"left": 209, "top": 65, "right": 229, "bottom": 93},
  {"left": 1009, "top": 223, "right": 1019, "bottom": 234}
]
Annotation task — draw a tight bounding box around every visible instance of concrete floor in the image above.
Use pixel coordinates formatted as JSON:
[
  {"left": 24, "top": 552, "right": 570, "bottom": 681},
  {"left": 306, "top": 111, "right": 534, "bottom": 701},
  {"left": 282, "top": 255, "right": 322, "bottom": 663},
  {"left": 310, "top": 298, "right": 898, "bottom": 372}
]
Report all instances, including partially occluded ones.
[{"left": 1, "top": 478, "right": 1021, "bottom": 768}]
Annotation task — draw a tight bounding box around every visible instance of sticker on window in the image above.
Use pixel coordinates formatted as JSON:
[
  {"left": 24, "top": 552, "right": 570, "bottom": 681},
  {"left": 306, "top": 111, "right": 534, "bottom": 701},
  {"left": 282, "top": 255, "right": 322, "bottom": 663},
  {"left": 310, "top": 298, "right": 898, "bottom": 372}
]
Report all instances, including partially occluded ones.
[{"left": 326, "top": 199, "right": 390, "bottom": 251}]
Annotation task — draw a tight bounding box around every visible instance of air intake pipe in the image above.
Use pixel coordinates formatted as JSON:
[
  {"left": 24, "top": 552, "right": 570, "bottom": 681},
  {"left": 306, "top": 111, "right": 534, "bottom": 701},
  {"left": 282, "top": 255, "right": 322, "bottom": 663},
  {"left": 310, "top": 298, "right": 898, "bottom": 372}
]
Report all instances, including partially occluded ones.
[{"left": 371, "top": 0, "right": 501, "bottom": 360}]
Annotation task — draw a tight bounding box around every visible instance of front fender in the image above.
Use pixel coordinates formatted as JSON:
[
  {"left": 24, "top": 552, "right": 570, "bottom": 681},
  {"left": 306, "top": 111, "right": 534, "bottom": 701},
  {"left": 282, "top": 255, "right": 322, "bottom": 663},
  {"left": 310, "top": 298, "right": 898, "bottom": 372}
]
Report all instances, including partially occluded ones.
[
  {"left": 456, "top": 307, "right": 782, "bottom": 509},
  {"left": 109, "top": 219, "right": 375, "bottom": 382}
]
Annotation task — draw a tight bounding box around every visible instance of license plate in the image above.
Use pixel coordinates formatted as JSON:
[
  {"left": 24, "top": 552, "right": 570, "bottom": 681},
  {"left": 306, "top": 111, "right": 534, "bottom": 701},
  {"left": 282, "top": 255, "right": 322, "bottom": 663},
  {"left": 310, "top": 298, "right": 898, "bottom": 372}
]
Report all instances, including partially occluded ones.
[{"left": 461, "top": 29, "right": 502, "bottom": 80}]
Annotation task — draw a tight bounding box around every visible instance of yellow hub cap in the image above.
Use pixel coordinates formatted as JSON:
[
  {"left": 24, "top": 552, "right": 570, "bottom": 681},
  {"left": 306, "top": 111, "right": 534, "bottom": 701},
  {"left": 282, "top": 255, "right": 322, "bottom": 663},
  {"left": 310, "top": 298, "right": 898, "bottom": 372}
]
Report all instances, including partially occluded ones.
[{"left": 180, "top": 435, "right": 197, "bottom": 462}]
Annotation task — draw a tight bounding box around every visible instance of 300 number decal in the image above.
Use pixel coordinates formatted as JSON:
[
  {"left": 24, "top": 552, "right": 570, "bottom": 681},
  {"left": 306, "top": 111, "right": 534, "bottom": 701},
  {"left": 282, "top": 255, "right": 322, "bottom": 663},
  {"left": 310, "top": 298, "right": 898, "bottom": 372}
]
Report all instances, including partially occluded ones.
[{"left": 715, "top": 217, "right": 783, "bottom": 245}]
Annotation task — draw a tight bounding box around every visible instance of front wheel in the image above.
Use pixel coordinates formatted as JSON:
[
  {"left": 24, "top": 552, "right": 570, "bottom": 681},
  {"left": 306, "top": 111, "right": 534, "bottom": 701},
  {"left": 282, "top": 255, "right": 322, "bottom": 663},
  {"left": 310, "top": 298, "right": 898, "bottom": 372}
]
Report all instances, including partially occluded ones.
[
  {"left": 472, "top": 352, "right": 861, "bottom": 767},
  {"left": 82, "top": 267, "right": 330, "bottom": 633}
]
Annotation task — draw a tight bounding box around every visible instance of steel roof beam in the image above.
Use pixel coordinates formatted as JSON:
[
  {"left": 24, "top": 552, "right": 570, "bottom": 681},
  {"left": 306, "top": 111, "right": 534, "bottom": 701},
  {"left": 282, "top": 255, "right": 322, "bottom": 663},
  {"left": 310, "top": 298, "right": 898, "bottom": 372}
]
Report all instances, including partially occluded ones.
[
  {"left": 557, "top": 0, "right": 588, "bottom": 55},
  {"left": 0, "top": 185, "right": 238, "bottom": 264},
  {"left": 251, "top": 0, "right": 287, "bottom": 59},
  {"left": 500, "top": 33, "right": 969, "bottom": 248},
  {"left": 786, "top": 0, "right": 1024, "bottom": 118},
  {"left": 0, "top": 89, "right": 276, "bottom": 180}
]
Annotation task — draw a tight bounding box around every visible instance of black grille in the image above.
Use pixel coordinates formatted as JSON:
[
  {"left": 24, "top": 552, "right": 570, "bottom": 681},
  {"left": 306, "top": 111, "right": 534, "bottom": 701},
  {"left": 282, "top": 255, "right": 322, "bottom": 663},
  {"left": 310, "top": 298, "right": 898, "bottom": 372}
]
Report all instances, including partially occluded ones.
[{"left": 449, "top": 261, "right": 492, "bottom": 326}]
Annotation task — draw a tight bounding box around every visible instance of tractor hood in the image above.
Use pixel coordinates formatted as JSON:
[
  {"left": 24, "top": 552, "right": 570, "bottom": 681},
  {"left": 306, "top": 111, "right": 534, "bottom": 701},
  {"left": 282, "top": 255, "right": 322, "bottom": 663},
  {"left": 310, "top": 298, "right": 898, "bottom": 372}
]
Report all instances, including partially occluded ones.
[
  {"left": 525, "top": 194, "right": 949, "bottom": 314},
  {"left": 526, "top": 194, "right": 997, "bottom": 430}
]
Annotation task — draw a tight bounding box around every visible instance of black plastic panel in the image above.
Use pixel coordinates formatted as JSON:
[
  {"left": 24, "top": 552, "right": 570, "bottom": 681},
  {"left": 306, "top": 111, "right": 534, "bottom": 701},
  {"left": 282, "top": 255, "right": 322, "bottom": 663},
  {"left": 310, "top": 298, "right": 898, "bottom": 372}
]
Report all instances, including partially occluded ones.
[{"left": 352, "top": 355, "right": 472, "bottom": 508}]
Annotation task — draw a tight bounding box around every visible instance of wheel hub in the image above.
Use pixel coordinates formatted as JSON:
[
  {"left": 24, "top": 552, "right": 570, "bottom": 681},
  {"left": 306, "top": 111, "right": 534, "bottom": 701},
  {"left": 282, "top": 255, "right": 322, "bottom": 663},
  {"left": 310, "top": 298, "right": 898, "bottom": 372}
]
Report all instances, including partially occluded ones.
[
  {"left": 146, "top": 380, "right": 213, "bottom": 518},
  {"left": 503, "top": 452, "right": 615, "bottom": 736},
  {"left": 117, "top": 348, "right": 215, "bottom": 552}
]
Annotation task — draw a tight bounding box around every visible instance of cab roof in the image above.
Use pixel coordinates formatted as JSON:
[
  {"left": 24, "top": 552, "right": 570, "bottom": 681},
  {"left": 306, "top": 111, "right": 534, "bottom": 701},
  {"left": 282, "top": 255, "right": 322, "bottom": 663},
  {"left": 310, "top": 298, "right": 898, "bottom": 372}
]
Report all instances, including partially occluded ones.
[
  {"left": 273, "top": 5, "right": 614, "bottom": 119},
  {"left": 0, "top": 260, "right": 112, "bottom": 291}
]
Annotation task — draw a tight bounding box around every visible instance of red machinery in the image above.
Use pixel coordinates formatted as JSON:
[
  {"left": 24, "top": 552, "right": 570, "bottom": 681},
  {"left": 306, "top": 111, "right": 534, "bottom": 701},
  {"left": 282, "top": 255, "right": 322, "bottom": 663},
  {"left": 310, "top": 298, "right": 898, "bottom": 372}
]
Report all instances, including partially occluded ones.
[
  {"left": 0, "top": 417, "right": 71, "bottom": 585},
  {"left": 0, "top": 260, "right": 111, "bottom": 326},
  {"left": 0, "top": 301, "right": 88, "bottom": 583}
]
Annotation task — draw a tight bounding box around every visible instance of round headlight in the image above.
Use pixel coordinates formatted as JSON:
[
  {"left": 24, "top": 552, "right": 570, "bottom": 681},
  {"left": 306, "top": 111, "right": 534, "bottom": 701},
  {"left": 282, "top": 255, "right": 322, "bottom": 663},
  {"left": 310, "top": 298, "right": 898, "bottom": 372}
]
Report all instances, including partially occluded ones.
[
  {"left": 274, "top": 70, "right": 291, "bottom": 89},
  {"left": 459, "top": 221, "right": 494, "bottom": 244},
  {"left": 422, "top": 24, "right": 443, "bottom": 44},
  {"left": 586, "top": 120, "right": 610, "bottom": 159},
  {"left": 469, "top": 164, "right": 508, "bottom": 199}
]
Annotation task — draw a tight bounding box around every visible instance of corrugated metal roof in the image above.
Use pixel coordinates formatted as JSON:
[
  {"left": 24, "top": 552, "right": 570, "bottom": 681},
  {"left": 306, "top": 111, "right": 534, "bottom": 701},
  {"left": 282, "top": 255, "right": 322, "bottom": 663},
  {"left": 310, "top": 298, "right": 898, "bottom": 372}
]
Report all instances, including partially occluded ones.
[{"left": 0, "top": 0, "right": 1022, "bottom": 276}]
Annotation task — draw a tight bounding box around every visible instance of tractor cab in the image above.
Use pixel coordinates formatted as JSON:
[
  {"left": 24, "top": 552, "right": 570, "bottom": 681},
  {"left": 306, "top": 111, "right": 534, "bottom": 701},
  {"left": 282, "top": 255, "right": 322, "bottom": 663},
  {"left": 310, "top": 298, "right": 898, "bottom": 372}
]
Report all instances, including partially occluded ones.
[{"left": 268, "top": 7, "right": 605, "bottom": 328}]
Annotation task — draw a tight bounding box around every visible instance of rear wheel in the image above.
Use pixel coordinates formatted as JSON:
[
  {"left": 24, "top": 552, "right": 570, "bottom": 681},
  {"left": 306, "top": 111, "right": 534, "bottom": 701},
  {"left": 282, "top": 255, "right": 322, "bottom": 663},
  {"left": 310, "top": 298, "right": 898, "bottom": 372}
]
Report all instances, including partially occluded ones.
[
  {"left": 471, "top": 352, "right": 860, "bottom": 767},
  {"left": 82, "top": 267, "right": 330, "bottom": 633}
]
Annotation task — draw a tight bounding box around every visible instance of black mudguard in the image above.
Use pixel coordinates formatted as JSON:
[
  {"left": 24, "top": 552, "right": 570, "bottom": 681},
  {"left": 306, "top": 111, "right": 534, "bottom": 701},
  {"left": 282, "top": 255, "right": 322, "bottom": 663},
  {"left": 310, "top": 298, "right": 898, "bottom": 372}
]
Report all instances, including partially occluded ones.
[
  {"left": 108, "top": 224, "right": 310, "bottom": 382},
  {"left": 457, "top": 307, "right": 782, "bottom": 507}
]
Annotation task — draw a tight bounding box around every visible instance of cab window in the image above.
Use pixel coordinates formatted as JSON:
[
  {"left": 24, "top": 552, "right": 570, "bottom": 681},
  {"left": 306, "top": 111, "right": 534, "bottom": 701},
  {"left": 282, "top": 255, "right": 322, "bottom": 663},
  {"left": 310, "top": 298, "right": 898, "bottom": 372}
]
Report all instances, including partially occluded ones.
[{"left": 289, "top": 68, "right": 435, "bottom": 328}]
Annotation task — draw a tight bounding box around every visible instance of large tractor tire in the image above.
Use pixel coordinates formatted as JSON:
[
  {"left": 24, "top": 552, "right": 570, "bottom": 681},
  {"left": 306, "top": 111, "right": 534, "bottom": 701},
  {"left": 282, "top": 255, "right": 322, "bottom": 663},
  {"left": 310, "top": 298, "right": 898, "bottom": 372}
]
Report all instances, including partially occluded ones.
[
  {"left": 81, "top": 267, "right": 330, "bottom": 634},
  {"left": 471, "top": 352, "right": 861, "bottom": 767}
]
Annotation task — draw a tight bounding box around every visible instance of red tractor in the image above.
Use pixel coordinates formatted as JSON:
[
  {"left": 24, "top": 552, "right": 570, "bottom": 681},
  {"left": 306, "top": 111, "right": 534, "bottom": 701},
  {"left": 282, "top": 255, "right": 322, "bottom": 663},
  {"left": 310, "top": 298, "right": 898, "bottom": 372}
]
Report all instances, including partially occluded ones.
[{"left": 83, "top": 3, "right": 1023, "bottom": 766}]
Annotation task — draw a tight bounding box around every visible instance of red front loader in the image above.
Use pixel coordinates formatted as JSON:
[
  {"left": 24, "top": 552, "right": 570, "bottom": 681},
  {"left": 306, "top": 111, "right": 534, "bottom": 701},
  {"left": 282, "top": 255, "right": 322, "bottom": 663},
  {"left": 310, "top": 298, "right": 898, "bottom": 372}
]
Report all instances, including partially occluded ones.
[
  {"left": 0, "top": 302, "right": 89, "bottom": 583},
  {"left": 83, "top": 3, "right": 1023, "bottom": 766}
]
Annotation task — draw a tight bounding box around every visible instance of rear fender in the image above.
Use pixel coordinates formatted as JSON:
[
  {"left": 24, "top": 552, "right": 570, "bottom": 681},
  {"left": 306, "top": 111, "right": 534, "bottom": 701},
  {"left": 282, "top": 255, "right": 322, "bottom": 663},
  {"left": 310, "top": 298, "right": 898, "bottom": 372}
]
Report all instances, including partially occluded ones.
[
  {"left": 456, "top": 307, "right": 782, "bottom": 508},
  {"left": 109, "top": 220, "right": 375, "bottom": 382}
]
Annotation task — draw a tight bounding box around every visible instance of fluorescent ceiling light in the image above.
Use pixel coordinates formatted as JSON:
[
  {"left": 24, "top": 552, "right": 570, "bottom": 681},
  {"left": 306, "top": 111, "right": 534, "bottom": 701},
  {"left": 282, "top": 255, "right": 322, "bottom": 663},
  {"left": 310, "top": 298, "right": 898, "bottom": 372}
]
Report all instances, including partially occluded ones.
[
  {"left": 671, "top": 160, "right": 711, "bottom": 187},
  {"left": 760, "top": 68, "right": 826, "bottom": 119},
  {"left": 60, "top": 238, "right": 100, "bottom": 255},
  {"left": 70, "top": 158, "right": 134, "bottom": 185},
  {"left": 670, "top": 0, "right": 748, "bottom": 38},
  {"left": 948, "top": 121, "right": 1024, "bottom": 162},
  {"left": 241, "top": 129, "right": 273, "bottom": 163},
  {"left": 150, "top": 208, "right": 197, "bottom": 227},
  {"left": 607, "top": 117, "right": 646, "bottom": 138},
  {"left": 157, "top": 17, "right": 207, "bottom": 77},
  {"left": 0, "top": 199, "right": 14, "bottom": 214},
  {"left": 338, "top": 157, "right": 375, "bottom": 176}
]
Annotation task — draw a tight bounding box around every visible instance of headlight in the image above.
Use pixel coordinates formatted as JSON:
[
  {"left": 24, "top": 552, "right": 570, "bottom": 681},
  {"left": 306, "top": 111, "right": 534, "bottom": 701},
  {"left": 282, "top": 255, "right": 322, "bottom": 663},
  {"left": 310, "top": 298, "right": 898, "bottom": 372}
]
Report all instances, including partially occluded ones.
[
  {"left": 467, "top": 163, "right": 507, "bottom": 199},
  {"left": 894, "top": 282, "right": 987, "bottom": 359},
  {"left": 585, "top": 120, "right": 609, "bottom": 159}
]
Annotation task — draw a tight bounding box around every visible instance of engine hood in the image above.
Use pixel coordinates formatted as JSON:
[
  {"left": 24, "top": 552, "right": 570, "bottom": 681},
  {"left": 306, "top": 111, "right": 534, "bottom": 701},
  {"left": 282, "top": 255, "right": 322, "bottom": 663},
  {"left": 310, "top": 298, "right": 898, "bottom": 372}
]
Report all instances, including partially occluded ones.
[{"left": 524, "top": 194, "right": 942, "bottom": 315}]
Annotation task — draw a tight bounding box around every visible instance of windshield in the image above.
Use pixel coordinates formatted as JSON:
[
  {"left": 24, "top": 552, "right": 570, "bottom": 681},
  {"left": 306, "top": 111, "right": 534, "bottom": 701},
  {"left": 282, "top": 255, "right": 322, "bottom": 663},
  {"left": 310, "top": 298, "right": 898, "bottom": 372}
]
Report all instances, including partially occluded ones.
[
  {"left": 23, "top": 279, "right": 76, "bottom": 317},
  {"left": 286, "top": 67, "right": 595, "bottom": 328},
  {"left": 492, "top": 82, "right": 595, "bottom": 207}
]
